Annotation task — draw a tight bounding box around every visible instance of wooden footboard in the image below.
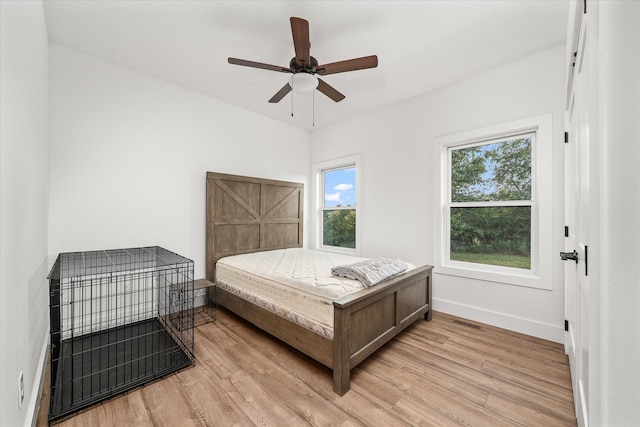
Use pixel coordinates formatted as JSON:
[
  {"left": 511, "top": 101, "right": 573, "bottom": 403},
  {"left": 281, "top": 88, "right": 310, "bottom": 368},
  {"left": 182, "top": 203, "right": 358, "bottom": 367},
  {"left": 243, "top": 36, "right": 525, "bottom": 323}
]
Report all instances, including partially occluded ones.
[
  {"left": 214, "top": 265, "right": 432, "bottom": 396},
  {"left": 332, "top": 265, "right": 432, "bottom": 395}
]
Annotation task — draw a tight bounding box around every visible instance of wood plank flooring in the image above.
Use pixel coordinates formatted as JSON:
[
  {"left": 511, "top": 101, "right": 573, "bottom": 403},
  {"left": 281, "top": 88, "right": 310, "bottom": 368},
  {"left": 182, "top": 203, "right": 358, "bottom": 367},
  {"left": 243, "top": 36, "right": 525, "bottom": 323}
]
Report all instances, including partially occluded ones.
[{"left": 38, "top": 309, "right": 576, "bottom": 426}]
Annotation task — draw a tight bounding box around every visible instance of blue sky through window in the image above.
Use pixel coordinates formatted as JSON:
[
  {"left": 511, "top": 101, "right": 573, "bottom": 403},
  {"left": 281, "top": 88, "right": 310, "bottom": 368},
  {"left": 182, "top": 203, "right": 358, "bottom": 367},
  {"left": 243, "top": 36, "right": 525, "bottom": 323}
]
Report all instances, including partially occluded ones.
[{"left": 324, "top": 166, "right": 355, "bottom": 207}]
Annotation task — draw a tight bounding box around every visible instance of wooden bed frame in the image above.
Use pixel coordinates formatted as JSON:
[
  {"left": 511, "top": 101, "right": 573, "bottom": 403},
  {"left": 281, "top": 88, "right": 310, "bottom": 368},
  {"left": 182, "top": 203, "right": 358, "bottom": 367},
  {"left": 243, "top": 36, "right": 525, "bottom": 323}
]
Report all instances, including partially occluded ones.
[{"left": 206, "top": 172, "right": 432, "bottom": 395}]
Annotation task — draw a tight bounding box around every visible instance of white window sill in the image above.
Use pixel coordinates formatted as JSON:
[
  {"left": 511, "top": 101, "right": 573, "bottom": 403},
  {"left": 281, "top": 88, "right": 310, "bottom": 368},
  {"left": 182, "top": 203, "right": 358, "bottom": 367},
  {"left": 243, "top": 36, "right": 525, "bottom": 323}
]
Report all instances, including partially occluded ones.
[{"left": 435, "top": 262, "right": 550, "bottom": 290}]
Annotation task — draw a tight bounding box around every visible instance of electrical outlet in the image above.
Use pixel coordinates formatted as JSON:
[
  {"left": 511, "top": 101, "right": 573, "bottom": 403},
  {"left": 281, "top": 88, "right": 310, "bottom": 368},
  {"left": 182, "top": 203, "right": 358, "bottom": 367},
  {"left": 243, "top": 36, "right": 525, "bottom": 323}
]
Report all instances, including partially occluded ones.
[{"left": 18, "top": 371, "right": 24, "bottom": 408}]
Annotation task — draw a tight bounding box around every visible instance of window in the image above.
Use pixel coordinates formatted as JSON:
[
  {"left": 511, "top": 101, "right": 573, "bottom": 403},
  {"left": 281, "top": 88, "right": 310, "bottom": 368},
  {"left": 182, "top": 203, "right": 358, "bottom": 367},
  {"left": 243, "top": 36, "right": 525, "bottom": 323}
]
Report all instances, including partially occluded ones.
[
  {"left": 322, "top": 166, "right": 356, "bottom": 249},
  {"left": 314, "top": 155, "right": 360, "bottom": 254},
  {"left": 449, "top": 134, "right": 533, "bottom": 269},
  {"left": 434, "top": 115, "right": 552, "bottom": 289}
]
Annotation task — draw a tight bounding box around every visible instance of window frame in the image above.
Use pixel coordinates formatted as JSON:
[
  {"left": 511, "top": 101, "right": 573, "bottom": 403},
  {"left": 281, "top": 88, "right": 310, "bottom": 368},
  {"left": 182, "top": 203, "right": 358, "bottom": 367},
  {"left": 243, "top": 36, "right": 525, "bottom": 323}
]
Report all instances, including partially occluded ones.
[
  {"left": 433, "top": 115, "right": 552, "bottom": 290},
  {"left": 313, "top": 155, "right": 361, "bottom": 255}
]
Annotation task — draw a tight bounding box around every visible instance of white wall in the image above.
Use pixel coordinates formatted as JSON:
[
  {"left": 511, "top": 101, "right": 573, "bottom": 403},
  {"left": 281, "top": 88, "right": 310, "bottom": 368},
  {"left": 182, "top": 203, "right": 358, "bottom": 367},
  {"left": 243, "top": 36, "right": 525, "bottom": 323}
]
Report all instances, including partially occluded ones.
[
  {"left": 0, "top": 1, "right": 50, "bottom": 426},
  {"left": 311, "top": 46, "right": 566, "bottom": 342},
  {"left": 48, "top": 44, "right": 310, "bottom": 279}
]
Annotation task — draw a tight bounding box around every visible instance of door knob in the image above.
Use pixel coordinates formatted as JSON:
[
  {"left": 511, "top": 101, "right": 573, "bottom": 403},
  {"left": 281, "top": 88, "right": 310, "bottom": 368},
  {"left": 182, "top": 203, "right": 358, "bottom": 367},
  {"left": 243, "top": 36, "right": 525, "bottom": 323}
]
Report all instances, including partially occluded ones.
[{"left": 560, "top": 250, "right": 578, "bottom": 263}]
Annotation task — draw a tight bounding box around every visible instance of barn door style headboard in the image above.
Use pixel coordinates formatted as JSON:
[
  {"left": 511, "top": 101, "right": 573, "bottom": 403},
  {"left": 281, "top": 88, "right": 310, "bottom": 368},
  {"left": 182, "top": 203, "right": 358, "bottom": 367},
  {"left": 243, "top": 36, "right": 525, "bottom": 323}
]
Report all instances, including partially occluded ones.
[{"left": 206, "top": 172, "right": 304, "bottom": 281}]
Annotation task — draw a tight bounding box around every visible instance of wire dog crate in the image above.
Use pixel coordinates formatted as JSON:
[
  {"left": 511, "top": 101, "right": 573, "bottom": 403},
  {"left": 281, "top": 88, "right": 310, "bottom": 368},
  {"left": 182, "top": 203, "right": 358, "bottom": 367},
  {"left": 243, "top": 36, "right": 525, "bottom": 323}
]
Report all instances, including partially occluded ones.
[{"left": 47, "top": 246, "right": 194, "bottom": 422}]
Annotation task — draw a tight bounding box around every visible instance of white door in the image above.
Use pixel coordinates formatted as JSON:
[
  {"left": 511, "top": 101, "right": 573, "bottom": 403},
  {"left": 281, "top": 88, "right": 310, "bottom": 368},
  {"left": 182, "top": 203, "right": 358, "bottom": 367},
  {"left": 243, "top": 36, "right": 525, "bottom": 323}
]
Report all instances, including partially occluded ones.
[{"left": 564, "top": 3, "right": 590, "bottom": 426}]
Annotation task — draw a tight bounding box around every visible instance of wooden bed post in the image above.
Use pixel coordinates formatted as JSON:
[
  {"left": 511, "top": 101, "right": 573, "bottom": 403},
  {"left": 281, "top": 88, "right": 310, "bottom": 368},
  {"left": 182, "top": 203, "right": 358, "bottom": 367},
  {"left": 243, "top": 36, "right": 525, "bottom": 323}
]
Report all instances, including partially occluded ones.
[
  {"left": 333, "top": 304, "right": 351, "bottom": 395},
  {"left": 425, "top": 273, "right": 432, "bottom": 321}
]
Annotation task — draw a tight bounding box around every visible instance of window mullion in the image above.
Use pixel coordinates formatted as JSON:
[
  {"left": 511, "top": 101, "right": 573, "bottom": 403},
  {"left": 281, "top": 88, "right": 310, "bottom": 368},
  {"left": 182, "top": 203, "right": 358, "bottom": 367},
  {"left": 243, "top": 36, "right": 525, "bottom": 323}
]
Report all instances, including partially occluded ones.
[
  {"left": 323, "top": 206, "right": 356, "bottom": 212},
  {"left": 449, "top": 200, "right": 533, "bottom": 208}
]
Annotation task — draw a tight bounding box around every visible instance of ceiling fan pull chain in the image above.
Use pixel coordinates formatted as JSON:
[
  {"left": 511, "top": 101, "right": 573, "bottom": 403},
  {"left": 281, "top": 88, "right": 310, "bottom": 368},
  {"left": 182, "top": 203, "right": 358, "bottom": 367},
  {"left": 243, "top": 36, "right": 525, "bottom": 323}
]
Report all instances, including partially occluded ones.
[
  {"left": 312, "top": 90, "right": 315, "bottom": 127},
  {"left": 291, "top": 79, "right": 294, "bottom": 117}
]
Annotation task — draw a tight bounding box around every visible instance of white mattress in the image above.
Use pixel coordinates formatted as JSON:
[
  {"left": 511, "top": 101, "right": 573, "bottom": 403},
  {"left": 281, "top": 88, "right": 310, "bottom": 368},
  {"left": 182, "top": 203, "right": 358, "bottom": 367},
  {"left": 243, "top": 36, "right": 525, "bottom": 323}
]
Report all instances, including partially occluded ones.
[{"left": 216, "top": 248, "right": 386, "bottom": 337}]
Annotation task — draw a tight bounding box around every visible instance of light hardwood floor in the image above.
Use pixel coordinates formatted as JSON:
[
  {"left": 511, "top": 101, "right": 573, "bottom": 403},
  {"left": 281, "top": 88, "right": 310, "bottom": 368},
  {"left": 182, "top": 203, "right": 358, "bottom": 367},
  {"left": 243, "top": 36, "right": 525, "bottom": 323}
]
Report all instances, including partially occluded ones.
[{"left": 39, "top": 309, "right": 576, "bottom": 426}]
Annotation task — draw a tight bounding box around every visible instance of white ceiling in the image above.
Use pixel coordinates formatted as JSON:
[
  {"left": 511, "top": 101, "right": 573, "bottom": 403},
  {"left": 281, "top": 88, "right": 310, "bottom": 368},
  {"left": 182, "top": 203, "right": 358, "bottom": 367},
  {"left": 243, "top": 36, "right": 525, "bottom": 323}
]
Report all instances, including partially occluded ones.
[{"left": 43, "top": 0, "right": 569, "bottom": 131}]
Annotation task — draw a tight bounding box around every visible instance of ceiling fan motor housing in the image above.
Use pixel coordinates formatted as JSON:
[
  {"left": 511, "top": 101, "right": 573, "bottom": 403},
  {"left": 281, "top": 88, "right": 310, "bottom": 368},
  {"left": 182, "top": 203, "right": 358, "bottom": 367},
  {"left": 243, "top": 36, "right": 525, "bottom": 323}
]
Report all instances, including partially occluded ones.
[{"left": 290, "top": 56, "right": 319, "bottom": 74}]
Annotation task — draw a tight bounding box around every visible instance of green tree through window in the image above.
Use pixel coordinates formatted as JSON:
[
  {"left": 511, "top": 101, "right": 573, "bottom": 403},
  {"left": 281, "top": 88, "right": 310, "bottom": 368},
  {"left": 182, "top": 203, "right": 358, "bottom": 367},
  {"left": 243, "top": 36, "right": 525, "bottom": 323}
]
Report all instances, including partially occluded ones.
[
  {"left": 323, "top": 208, "right": 356, "bottom": 248},
  {"left": 449, "top": 136, "right": 533, "bottom": 269}
]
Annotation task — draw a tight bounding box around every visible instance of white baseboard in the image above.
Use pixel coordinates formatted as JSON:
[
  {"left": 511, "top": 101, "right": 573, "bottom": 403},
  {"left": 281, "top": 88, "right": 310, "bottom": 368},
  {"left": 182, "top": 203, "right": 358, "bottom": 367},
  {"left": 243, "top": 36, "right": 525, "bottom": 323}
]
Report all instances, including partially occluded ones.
[
  {"left": 433, "top": 298, "right": 564, "bottom": 343},
  {"left": 26, "top": 328, "right": 49, "bottom": 427}
]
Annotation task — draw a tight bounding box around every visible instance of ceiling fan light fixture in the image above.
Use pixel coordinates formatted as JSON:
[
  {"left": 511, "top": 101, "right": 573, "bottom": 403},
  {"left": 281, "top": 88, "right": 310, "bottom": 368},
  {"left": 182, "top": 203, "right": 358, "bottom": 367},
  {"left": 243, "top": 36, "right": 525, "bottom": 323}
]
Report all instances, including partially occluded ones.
[{"left": 289, "top": 72, "right": 318, "bottom": 93}]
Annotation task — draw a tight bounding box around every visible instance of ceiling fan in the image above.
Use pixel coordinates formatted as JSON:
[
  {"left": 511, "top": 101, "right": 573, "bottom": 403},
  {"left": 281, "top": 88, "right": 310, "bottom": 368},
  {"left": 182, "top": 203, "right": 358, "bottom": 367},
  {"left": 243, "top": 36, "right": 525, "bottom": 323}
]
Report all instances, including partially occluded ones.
[{"left": 228, "top": 17, "right": 378, "bottom": 103}]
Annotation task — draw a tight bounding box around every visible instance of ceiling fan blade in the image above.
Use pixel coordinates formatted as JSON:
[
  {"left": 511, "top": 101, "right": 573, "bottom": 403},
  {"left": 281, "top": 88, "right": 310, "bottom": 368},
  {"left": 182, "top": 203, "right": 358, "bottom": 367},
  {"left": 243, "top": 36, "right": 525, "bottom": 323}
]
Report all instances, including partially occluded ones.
[
  {"left": 290, "top": 17, "right": 311, "bottom": 67},
  {"left": 317, "top": 78, "right": 345, "bottom": 102},
  {"left": 268, "top": 83, "right": 292, "bottom": 103},
  {"left": 317, "top": 55, "right": 378, "bottom": 75},
  {"left": 228, "top": 57, "right": 291, "bottom": 73}
]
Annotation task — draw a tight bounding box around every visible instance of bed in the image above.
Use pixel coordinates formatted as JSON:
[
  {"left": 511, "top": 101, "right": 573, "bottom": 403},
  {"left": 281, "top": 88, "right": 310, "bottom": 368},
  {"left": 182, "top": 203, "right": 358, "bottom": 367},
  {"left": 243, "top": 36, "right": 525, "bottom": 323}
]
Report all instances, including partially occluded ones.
[{"left": 206, "top": 172, "right": 432, "bottom": 395}]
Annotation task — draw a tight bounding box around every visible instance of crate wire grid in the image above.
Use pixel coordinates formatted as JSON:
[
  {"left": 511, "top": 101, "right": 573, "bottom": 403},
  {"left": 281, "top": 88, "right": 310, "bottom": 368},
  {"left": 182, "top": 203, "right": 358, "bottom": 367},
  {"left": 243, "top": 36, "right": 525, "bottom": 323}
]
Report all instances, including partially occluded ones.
[{"left": 48, "top": 247, "right": 194, "bottom": 422}]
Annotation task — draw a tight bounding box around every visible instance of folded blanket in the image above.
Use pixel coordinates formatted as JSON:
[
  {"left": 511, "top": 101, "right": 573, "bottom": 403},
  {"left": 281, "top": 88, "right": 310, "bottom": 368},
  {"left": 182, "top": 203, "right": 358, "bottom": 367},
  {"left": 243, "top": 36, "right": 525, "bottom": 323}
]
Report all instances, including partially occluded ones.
[{"left": 331, "top": 257, "right": 408, "bottom": 288}]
